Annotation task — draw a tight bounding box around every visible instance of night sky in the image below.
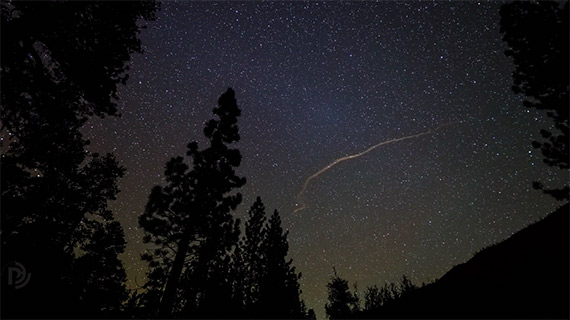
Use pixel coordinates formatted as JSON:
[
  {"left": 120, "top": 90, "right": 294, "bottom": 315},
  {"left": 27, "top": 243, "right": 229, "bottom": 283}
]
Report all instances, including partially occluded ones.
[{"left": 84, "top": 1, "right": 566, "bottom": 315}]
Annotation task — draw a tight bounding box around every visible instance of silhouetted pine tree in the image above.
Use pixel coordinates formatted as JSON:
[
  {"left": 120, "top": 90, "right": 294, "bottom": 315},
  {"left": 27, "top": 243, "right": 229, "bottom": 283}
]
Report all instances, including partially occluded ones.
[
  {"left": 325, "top": 269, "right": 359, "bottom": 320},
  {"left": 242, "top": 196, "right": 268, "bottom": 313},
  {"left": 138, "top": 157, "right": 193, "bottom": 317},
  {"left": 352, "top": 282, "right": 361, "bottom": 313},
  {"left": 398, "top": 275, "right": 418, "bottom": 298},
  {"left": 258, "top": 210, "right": 305, "bottom": 318},
  {"left": 138, "top": 88, "right": 246, "bottom": 318},
  {"left": 181, "top": 88, "right": 245, "bottom": 317},
  {"left": 500, "top": 1, "right": 569, "bottom": 200},
  {"left": 70, "top": 217, "right": 129, "bottom": 317},
  {"left": 229, "top": 236, "right": 247, "bottom": 315},
  {"left": 231, "top": 198, "right": 313, "bottom": 319},
  {"left": 363, "top": 285, "right": 381, "bottom": 312},
  {"left": 1, "top": 1, "right": 158, "bottom": 317}
]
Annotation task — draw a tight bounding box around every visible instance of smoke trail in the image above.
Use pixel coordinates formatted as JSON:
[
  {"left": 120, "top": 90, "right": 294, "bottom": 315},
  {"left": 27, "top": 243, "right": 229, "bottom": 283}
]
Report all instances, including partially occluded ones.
[{"left": 292, "top": 122, "right": 458, "bottom": 214}]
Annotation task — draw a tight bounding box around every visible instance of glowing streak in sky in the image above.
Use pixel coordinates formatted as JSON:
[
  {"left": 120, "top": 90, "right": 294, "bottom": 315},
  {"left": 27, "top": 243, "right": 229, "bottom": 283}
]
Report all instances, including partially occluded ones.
[{"left": 293, "top": 122, "right": 458, "bottom": 214}]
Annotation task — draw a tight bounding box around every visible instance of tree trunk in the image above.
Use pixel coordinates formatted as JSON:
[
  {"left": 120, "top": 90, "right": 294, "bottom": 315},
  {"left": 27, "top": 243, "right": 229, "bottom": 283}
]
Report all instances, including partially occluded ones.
[{"left": 158, "top": 230, "right": 192, "bottom": 317}]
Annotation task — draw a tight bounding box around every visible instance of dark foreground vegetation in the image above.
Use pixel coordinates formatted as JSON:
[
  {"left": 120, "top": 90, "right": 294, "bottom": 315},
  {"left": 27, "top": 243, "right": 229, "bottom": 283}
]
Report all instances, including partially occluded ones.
[{"left": 1, "top": 0, "right": 567, "bottom": 319}]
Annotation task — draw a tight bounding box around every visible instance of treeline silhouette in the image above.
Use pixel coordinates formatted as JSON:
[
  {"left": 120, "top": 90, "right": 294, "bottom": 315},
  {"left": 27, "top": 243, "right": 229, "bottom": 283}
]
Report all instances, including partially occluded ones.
[
  {"left": 324, "top": 270, "right": 423, "bottom": 319},
  {"left": 1, "top": 0, "right": 568, "bottom": 319},
  {"left": 130, "top": 88, "right": 313, "bottom": 318},
  {"left": 1, "top": 1, "right": 314, "bottom": 317}
]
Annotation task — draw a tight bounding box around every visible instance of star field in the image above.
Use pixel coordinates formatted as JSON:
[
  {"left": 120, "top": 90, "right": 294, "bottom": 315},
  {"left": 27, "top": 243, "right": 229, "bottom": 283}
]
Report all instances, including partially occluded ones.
[{"left": 84, "top": 1, "right": 567, "bottom": 316}]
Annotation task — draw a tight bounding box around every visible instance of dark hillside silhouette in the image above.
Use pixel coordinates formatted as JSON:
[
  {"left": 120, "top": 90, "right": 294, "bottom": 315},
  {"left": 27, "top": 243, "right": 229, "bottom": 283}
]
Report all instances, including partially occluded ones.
[{"left": 362, "top": 203, "right": 569, "bottom": 318}]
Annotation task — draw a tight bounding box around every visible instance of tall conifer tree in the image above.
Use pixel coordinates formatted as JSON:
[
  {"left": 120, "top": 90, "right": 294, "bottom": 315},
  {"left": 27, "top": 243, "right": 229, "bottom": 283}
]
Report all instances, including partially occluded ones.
[{"left": 139, "top": 88, "right": 246, "bottom": 317}]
